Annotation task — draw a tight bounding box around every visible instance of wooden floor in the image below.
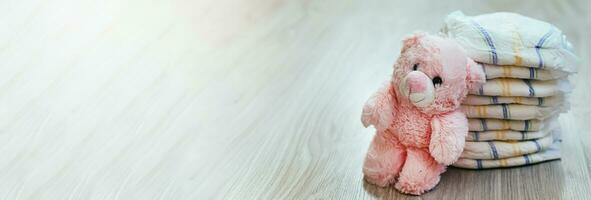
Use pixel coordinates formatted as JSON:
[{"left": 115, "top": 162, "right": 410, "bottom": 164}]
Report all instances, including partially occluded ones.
[{"left": 0, "top": 0, "right": 590, "bottom": 199}]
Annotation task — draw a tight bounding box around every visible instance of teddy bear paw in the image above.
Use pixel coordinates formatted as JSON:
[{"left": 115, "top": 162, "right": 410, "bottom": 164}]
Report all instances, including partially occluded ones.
[
  {"left": 429, "top": 142, "right": 461, "bottom": 165},
  {"left": 364, "top": 173, "right": 396, "bottom": 187},
  {"left": 394, "top": 182, "right": 425, "bottom": 195},
  {"left": 394, "top": 178, "right": 437, "bottom": 195}
]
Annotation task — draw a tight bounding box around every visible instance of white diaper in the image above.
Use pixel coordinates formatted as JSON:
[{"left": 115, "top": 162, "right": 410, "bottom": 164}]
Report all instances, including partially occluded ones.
[{"left": 442, "top": 11, "right": 578, "bottom": 72}]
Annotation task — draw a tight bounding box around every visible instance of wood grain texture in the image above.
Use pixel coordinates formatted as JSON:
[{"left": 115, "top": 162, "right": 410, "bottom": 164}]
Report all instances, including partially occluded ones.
[{"left": 0, "top": 0, "right": 590, "bottom": 199}]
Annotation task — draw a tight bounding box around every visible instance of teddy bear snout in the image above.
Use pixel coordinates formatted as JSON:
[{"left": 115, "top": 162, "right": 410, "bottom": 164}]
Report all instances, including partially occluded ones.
[
  {"left": 401, "top": 71, "right": 435, "bottom": 108},
  {"left": 407, "top": 74, "right": 427, "bottom": 93}
]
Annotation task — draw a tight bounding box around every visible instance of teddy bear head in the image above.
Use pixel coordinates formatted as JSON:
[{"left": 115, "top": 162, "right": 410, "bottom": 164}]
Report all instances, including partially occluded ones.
[{"left": 391, "top": 33, "right": 485, "bottom": 114}]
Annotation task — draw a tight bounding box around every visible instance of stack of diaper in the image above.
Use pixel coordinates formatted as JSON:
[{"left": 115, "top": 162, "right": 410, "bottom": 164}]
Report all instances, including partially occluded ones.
[{"left": 440, "top": 11, "right": 578, "bottom": 169}]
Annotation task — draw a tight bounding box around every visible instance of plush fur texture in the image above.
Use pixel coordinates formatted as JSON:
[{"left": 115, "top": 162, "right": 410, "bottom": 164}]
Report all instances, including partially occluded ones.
[{"left": 361, "top": 33, "right": 485, "bottom": 195}]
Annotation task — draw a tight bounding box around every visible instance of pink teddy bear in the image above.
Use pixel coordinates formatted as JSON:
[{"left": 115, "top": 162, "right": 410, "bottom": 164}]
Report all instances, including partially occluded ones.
[{"left": 361, "top": 33, "right": 485, "bottom": 195}]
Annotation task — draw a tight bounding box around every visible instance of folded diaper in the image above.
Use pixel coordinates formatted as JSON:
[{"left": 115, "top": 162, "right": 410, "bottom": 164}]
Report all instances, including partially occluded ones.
[
  {"left": 481, "top": 63, "right": 568, "bottom": 80},
  {"left": 469, "top": 78, "right": 570, "bottom": 97},
  {"left": 442, "top": 11, "right": 578, "bottom": 72},
  {"left": 453, "top": 141, "right": 561, "bottom": 169},
  {"left": 468, "top": 118, "right": 558, "bottom": 132},
  {"left": 467, "top": 128, "right": 550, "bottom": 141},
  {"left": 463, "top": 95, "right": 563, "bottom": 107},
  {"left": 461, "top": 104, "right": 561, "bottom": 120},
  {"left": 460, "top": 134, "right": 553, "bottom": 159}
]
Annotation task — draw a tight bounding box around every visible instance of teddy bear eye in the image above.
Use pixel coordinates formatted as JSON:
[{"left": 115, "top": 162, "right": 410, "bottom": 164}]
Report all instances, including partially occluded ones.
[
  {"left": 412, "top": 64, "right": 418, "bottom": 71},
  {"left": 432, "top": 76, "right": 443, "bottom": 86}
]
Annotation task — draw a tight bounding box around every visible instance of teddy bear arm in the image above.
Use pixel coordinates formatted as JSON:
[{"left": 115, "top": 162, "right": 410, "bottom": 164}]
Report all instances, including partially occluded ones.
[
  {"left": 428, "top": 111, "right": 468, "bottom": 165},
  {"left": 361, "top": 83, "right": 397, "bottom": 131}
]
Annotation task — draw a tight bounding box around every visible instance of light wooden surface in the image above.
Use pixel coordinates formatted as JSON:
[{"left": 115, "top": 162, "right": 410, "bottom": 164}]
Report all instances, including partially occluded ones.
[{"left": 0, "top": 0, "right": 590, "bottom": 199}]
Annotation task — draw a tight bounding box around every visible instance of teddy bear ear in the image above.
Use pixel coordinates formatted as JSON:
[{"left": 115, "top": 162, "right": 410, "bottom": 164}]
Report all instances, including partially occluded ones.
[
  {"left": 401, "top": 32, "right": 426, "bottom": 53},
  {"left": 466, "top": 58, "right": 486, "bottom": 90}
]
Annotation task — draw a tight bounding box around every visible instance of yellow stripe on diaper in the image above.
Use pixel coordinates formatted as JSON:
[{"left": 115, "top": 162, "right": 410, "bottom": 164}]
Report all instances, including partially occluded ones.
[
  {"left": 503, "top": 66, "right": 513, "bottom": 78},
  {"left": 473, "top": 106, "right": 479, "bottom": 117},
  {"left": 499, "top": 158, "right": 508, "bottom": 167},
  {"left": 481, "top": 106, "right": 488, "bottom": 117},
  {"left": 503, "top": 120, "right": 510, "bottom": 129},
  {"left": 512, "top": 28, "right": 524, "bottom": 66},
  {"left": 501, "top": 79, "right": 511, "bottom": 96},
  {"left": 496, "top": 130, "right": 507, "bottom": 140},
  {"left": 514, "top": 96, "right": 522, "bottom": 104},
  {"left": 475, "top": 106, "right": 482, "bottom": 117},
  {"left": 511, "top": 142, "right": 522, "bottom": 156},
  {"left": 477, "top": 106, "right": 483, "bottom": 117},
  {"left": 508, "top": 80, "right": 513, "bottom": 96}
]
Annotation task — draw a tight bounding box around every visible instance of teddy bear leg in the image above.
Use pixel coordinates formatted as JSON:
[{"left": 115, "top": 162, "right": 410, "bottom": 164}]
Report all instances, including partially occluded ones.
[
  {"left": 394, "top": 148, "right": 445, "bottom": 195},
  {"left": 363, "top": 132, "right": 406, "bottom": 187}
]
